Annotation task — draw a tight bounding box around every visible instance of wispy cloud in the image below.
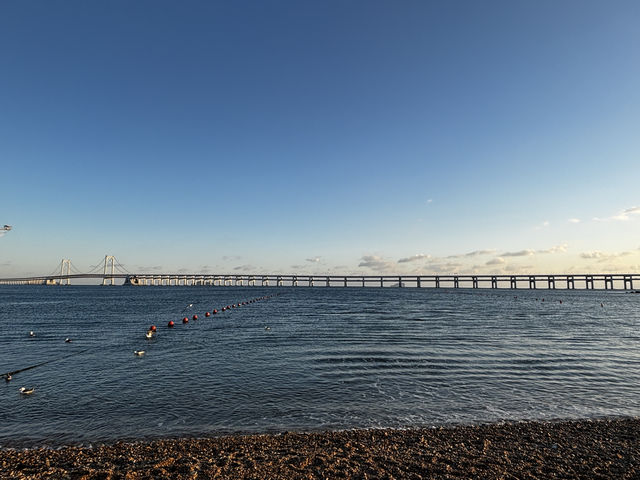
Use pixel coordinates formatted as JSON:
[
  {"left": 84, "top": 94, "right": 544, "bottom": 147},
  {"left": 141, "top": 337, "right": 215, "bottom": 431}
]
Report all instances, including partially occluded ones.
[
  {"left": 222, "top": 255, "right": 242, "bottom": 261},
  {"left": 539, "top": 244, "right": 568, "bottom": 254},
  {"left": 612, "top": 206, "right": 640, "bottom": 221},
  {"left": 502, "top": 249, "right": 535, "bottom": 257},
  {"left": 398, "top": 253, "right": 431, "bottom": 263},
  {"left": 233, "top": 264, "right": 255, "bottom": 272},
  {"left": 568, "top": 218, "right": 581, "bottom": 223},
  {"left": 486, "top": 257, "right": 505, "bottom": 266},
  {"left": 580, "top": 250, "right": 634, "bottom": 262},
  {"left": 358, "top": 255, "right": 396, "bottom": 272},
  {"left": 306, "top": 257, "right": 321, "bottom": 263},
  {"left": 447, "top": 249, "right": 496, "bottom": 259},
  {"left": 137, "top": 265, "right": 163, "bottom": 272}
]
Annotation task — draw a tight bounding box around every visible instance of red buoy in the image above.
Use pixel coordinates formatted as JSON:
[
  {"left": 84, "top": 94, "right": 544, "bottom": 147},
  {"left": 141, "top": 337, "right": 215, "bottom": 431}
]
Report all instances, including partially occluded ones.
[
  {"left": 192, "top": 314, "right": 198, "bottom": 320},
  {"left": 168, "top": 321, "right": 175, "bottom": 328},
  {"left": 183, "top": 317, "right": 189, "bottom": 324},
  {"left": 213, "top": 309, "right": 218, "bottom": 314},
  {"left": 150, "top": 325, "right": 157, "bottom": 332},
  {"left": 205, "top": 312, "right": 210, "bottom": 317}
]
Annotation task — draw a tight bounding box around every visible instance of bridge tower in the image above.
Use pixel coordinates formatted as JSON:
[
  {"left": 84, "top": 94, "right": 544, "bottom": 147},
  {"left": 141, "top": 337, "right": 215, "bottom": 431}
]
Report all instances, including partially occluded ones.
[
  {"left": 102, "top": 255, "right": 116, "bottom": 286},
  {"left": 60, "top": 259, "right": 71, "bottom": 285}
]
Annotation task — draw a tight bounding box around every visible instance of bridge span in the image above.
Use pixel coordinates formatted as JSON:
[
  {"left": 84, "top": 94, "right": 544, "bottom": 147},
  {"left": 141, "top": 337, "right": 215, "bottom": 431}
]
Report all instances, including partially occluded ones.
[{"left": 0, "top": 273, "right": 638, "bottom": 290}]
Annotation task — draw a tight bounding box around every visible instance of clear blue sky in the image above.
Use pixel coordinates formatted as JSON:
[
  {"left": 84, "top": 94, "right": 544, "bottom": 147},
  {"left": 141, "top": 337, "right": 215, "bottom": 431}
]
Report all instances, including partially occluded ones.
[{"left": 1, "top": 0, "right": 639, "bottom": 277}]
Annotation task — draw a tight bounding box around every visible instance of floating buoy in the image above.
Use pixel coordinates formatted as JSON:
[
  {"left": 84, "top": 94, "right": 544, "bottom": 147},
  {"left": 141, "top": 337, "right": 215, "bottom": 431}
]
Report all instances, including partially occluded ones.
[
  {"left": 150, "top": 325, "right": 157, "bottom": 332},
  {"left": 168, "top": 321, "right": 175, "bottom": 328},
  {"left": 192, "top": 314, "right": 198, "bottom": 320},
  {"left": 183, "top": 317, "right": 189, "bottom": 324},
  {"left": 205, "top": 312, "right": 210, "bottom": 317},
  {"left": 213, "top": 309, "right": 218, "bottom": 314}
]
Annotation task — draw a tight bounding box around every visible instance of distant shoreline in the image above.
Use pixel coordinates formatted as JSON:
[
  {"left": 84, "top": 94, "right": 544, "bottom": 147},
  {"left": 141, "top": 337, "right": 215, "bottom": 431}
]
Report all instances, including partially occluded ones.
[{"left": 2, "top": 418, "right": 638, "bottom": 478}]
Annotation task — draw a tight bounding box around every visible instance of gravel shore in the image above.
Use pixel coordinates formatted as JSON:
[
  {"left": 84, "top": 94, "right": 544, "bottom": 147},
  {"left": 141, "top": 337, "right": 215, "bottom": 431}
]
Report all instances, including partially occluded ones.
[{"left": 1, "top": 418, "right": 637, "bottom": 479}]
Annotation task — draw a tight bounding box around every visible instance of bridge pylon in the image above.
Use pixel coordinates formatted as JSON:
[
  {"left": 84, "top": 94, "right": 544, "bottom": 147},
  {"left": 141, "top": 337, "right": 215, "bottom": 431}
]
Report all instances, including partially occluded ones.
[
  {"left": 102, "top": 255, "right": 116, "bottom": 286},
  {"left": 60, "top": 259, "right": 71, "bottom": 285}
]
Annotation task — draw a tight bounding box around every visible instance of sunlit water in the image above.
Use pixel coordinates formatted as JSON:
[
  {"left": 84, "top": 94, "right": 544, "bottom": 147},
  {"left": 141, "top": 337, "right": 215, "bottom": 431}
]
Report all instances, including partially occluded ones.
[{"left": 1, "top": 286, "right": 639, "bottom": 448}]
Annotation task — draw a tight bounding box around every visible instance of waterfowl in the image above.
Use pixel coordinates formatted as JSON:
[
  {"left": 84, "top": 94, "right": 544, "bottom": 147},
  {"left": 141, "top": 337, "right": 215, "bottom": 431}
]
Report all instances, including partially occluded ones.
[
  {"left": 19, "top": 387, "right": 35, "bottom": 395},
  {"left": 264, "top": 326, "right": 271, "bottom": 331},
  {"left": 29, "top": 331, "right": 35, "bottom": 337},
  {"left": 65, "top": 338, "right": 72, "bottom": 343},
  {"left": 134, "top": 350, "right": 145, "bottom": 356},
  {"left": 145, "top": 331, "right": 154, "bottom": 339},
  {"left": 5, "top": 374, "right": 11, "bottom": 382}
]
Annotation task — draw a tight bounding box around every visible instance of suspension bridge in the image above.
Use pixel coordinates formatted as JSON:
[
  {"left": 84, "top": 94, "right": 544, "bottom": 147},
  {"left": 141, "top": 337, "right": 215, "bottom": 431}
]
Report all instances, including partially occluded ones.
[{"left": 0, "top": 256, "right": 638, "bottom": 290}]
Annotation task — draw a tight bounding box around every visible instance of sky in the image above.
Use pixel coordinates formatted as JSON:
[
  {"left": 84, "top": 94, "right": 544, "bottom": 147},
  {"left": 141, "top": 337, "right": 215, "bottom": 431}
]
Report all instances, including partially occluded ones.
[{"left": 1, "top": 0, "right": 639, "bottom": 278}]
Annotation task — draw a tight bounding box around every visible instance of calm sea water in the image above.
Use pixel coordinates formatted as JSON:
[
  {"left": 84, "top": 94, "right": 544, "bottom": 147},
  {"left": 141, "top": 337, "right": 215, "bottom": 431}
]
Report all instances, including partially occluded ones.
[{"left": 1, "top": 285, "right": 639, "bottom": 448}]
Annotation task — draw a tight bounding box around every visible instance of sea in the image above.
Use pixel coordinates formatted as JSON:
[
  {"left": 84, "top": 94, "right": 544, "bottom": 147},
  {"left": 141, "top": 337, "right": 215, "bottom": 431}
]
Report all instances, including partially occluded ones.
[{"left": 1, "top": 285, "right": 639, "bottom": 448}]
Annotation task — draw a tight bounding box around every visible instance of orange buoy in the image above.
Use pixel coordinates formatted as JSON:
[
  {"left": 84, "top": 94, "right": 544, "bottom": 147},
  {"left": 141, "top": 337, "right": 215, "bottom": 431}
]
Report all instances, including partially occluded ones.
[
  {"left": 205, "top": 312, "right": 210, "bottom": 317},
  {"left": 168, "top": 321, "right": 175, "bottom": 328},
  {"left": 183, "top": 317, "right": 189, "bottom": 324},
  {"left": 150, "top": 325, "right": 157, "bottom": 332},
  {"left": 192, "top": 314, "right": 198, "bottom": 320}
]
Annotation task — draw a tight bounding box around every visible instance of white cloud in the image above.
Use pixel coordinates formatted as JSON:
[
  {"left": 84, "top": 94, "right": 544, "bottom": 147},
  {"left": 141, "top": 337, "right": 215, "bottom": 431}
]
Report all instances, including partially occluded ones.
[
  {"left": 539, "top": 244, "right": 568, "bottom": 254},
  {"left": 306, "top": 257, "right": 321, "bottom": 263},
  {"left": 398, "top": 253, "right": 432, "bottom": 263},
  {"left": 486, "top": 257, "right": 506, "bottom": 266},
  {"left": 502, "top": 249, "right": 535, "bottom": 257},
  {"left": 358, "top": 255, "right": 396, "bottom": 272},
  {"left": 580, "top": 250, "right": 634, "bottom": 262},
  {"left": 447, "top": 249, "right": 497, "bottom": 259},
  {"left": 568, "top": 218, "right": 581, "bottom": 223}
]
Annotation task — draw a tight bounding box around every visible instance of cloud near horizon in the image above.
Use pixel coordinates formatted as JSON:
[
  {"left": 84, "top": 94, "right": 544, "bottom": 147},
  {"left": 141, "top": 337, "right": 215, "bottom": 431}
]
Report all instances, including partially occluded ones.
[
  {"left": 397, "top": 253, "right": 432, "bottom": 263},
  {"left": 358, "top": 255, "right": 396, "bottom": 272}
]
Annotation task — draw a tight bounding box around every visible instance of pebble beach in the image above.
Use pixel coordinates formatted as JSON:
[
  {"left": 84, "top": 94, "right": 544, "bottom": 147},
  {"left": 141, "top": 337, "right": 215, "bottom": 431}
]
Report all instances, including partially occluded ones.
[{"left": 2, "top": 418, "right": 638, "bottom": 479}]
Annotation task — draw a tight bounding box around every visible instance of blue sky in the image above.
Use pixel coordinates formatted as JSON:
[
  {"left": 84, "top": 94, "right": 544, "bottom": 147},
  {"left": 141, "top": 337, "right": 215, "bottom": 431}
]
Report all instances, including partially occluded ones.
[{"left": 1, "top": 0, "right": 639, "bottom": 277}]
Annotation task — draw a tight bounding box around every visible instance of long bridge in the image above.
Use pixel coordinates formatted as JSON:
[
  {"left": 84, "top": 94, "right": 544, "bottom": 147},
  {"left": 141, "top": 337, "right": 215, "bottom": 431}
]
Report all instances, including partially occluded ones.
[
  {"left": 0, "top": 256, "right": 637, "bottom": 290},
  {"left": 0, "top": 255, "right": 637, "bottom": 289}
]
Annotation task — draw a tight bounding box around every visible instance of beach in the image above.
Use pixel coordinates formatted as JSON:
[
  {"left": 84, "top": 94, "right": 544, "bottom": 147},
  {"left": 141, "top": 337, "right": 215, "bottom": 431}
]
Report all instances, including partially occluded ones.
[{"left": 2, "top": 418, "right": 637, "bottom": 479}]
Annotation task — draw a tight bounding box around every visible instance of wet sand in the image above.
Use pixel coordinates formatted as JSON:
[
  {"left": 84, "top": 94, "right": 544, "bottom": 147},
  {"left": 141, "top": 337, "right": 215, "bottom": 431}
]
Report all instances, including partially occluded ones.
[{"left": 1, "top": 418, "right": 638, "bottom": 479}]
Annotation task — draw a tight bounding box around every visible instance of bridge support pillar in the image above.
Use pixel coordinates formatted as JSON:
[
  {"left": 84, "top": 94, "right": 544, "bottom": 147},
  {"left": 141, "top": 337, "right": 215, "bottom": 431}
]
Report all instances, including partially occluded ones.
[
  {"left": 344, "top": 277, "right": 347, "bottom": 287},
  {"left": 624, "top": 275, "right": 633, "bottom": 290},
  {"left": 398, "top": 276, "right": 402, "bottom": 287},
  {"left": 510, "top": 276, "right": 517, "bottom": 289},
  {"left": 472, "top": 276, "right": 478, "bottom": 288},
  {"left": 491, "top": 276, "right": 497, "bottom": 289},
  {"left": 454, "top": 276, "right": 459, "bottom": 288},
  {"left": 529, "top": 276, "right": 536, "bottom": 289},
  {"left": 585, "top": 275, "right": 594, "bottom": 289},
  {"left": 547, "top": 276, "right": 556, "bottom": 289},
  {"left": 604, "top": 275, "right": 613, "bottom": 290},
  {"left": 435, "top": 276, "right": 440, "bottom": 288},
  {"left": 380, "top": 277, "right": 383, "bottom": 287},
  {"left": 566, "top": 276, "right": 574, "bottom": 289},
  {"left": 417, "top": 276, "right": 421, "bottom": 288},
  {"left": 326, "top": 277, "right": 330, "bottom": 287}
]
